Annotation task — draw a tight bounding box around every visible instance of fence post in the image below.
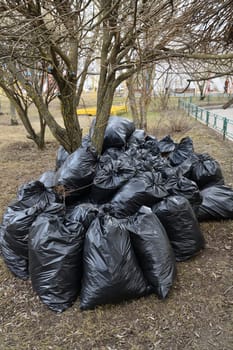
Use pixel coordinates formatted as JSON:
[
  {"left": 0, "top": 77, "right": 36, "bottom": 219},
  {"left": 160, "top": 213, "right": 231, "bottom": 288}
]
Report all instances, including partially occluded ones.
[
  {"left": 206, "top": 111, "right": 210, "bottom": 126},
  {"left": 188, "top": 102, "right": 190, "bottom": 116},
  {"left": 213, "top": 115, "right": 217, "bottom": 128},
  {"left": 223, "top": 118, "right": 228, "bottom": 140},
  {"left": 195, "top": 106, "right": 198, "bottom": 120},
  {"left": 178, "top": 98, "right": 181, "bottom": 109},
  {"left": 200, "top": 109, "right": 203, "bottom": 120}
]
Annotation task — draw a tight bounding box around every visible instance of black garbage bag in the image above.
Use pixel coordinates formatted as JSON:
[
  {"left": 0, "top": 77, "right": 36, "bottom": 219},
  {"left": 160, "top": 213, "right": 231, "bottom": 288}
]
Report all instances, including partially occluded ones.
[
  {"left": 55, "top": 145, "right": 69, "bottom": 170},
  {"left": 161, "top": 158, "right": 194, "bottom": 180},
  {"left": 81, "top": 134, "right": 92, "bottom": 147},
  {"left": 198, "top": 185, "right": 233, "bottom": 221},
  {"left": 140, "top": 155, "right": 160, "bottom": 172},
  {"left": 101, "top": 147, "right": 125, "bottom": 160},
  {"left": 34, "top": 202, "right": 66, "bottom": 219},
  {"left": 127, "top": 129, "right": 146, "bottom": 146},
  {"left": 165, "top": 176, "right": 202, "bottom": 214},
  {"left": 169, "top": 137, "right": 194, "bottom": 166},
  {"left": 0, "top": 224, "right": 4, "bottom": 254},
  {"left": 16, "top": 181, "right": 61, "bottom": 210},
  {"left": 153, "top": 196, "right": 205, "bottom": 261},
  {"left": 66, "top": 203, "right": 99, "bottom": 230},
  {"left": 29, "top": 205, "right": 84, "bottom": 312},
  {"left": 1, "top": 239, "right": 29, "bottom": 280},
  {"left": 190, "top": 153, "right": 224, "bottom": 189},
  {"left": 127, "top": 206, "right": 176, "bottom": 298},
  {"left": 152, "top": 155, "right": 171, "bottom": 173},
  {"left": 107, "top": 147, "right": 145, "bottom": 173},
  {"left": 142, "top": 154, "right": 161, "bottom": 172},
  {"left": 0, "top": 206, "right": 16, "bottom": 255},
  {"left": 90, "top": 116, "right": 135, "bottom": 151},
  {"left": 107, "top": 172, "right": 168, "bottom": 218},
  {"left": 1, "top": 203, "right": 65, "bottom": 280},
  {"left": 0, "top": 206, "right": 37, "bottom": 279},
  {"left": 80, "top": 214, "right": 149, "bottom": 310},
  {"left": 158, "top": 135, "right": 176, "bottom": 153},
  {"left": 91, "top": 158, "right": 136, "bottom": 203},
  {"left": 143, "top": 135, "right": 160, "bottom": 156},
  {"left": 55, "top": 146, "right": 98, "bottom": 194},
  {"left": 38, "top": 170, "right": 56, "bottom": 188},
  {"left": 0, "top": 205, "right": 14, "bottom": 228},
  {"left": 65, "top": 191, "right": 95, "bottom": 207},
  {"left": 3, "top": 206, "right": 39, "bottom": 261},
  {"left": 126, "top": 152, "right": 166, "bottom": 174},
  {"left": 123, "top": 147, "right": 152, "bottom": 171}
]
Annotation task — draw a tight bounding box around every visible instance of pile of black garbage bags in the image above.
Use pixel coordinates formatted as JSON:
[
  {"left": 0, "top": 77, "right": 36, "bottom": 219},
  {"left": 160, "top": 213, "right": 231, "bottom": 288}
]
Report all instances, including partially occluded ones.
[{"left": 1, "top": 116, "right": 233, "bottom": 312}]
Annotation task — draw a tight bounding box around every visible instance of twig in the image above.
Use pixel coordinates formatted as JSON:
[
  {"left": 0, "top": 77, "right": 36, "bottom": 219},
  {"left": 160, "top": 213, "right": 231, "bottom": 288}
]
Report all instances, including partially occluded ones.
[{"left": 223, "top": 285, "right": 233, "bottom": 295}]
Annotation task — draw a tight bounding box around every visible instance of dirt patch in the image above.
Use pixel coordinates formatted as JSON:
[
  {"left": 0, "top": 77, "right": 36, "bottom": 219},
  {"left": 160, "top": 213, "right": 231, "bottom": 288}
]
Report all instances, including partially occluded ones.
[{"left": 0, "top": 114, "right": 232, "bottom": 350}]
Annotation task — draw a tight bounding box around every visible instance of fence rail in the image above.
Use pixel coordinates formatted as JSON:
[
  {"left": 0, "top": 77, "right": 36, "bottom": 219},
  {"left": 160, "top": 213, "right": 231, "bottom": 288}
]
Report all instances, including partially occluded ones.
[{"left": 178, "top": 98, "right": 233, "bottom": 141}]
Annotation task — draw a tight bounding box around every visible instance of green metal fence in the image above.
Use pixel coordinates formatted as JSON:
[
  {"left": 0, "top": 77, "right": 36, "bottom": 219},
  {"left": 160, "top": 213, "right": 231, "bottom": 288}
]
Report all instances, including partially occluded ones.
[{"left": 178, "top": 98, "right": 233, "bottom": 141}]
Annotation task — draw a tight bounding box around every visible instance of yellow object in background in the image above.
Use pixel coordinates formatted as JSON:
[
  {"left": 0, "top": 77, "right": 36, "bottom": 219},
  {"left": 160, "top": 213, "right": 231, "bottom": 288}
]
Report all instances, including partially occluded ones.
[{"left": 77, "top": 105, "right": 127, "bottom": 116}]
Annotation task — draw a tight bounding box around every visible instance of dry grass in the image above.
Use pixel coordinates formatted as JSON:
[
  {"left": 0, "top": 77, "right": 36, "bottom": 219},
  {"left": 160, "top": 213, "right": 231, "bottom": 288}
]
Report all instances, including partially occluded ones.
[
  {"left": 147, "top": 109, "right": 195, "bottom": 139},
  {"left": 0, "top": 102, "right": 233, "bottom": 350}
]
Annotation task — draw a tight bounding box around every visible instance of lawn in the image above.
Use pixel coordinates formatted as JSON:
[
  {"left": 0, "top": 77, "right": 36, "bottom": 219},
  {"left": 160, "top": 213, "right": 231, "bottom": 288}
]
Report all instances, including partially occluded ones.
[{"left": 0, "top": 96, "right": 232, "bottom": 350}]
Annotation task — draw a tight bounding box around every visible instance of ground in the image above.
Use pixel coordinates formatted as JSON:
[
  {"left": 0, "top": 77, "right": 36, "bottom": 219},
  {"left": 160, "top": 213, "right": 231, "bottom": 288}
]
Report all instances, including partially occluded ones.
[{"left": 0, "top": 107, "right": 232, "bottom": 350}]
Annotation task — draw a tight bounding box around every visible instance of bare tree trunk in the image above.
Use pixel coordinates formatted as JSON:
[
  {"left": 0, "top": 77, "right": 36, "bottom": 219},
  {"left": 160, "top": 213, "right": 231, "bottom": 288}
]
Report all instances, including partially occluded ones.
[
  {"left": 197, "top": 81, "right": 206, "bottom": 100},
  {"left": 49, "top": 39, "right": 83, "bottom": 152},
  {"left": 91, "top": 3, "right": 117, "bottom": 155},
  {"left": 127, "top": 65, "right": 155, "bottom": 130},
  {"left": 59, "top": 85, "right": 82, "bottom": 151},
  {"left": 126, "top": 77, "right": 140, "bottom": 128},
  {"left": 223, "top": 97, "right": 233, "bottom": 109},
  {"left": 92, "top": 85, "right": 115, "bottom": 154},
  {"left": 36, "top": 111, "right": 46, "bottom": 149},
  {"left": 139, "top": 96, "right": 147, "bottom": 130},
  {"left": 13, "top": 104, "right": 45, "bottom": 149},
  {"left": 32, "top": 94, "right": 72, "bottom": 151},
  {"left": 10, "top": 100, "right": 18, "bottom": 125}
]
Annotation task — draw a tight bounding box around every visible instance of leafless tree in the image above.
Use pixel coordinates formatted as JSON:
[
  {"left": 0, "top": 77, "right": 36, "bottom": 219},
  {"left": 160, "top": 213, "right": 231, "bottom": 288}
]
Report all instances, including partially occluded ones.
[
  {"left": 126, "top": 64, "right": 156, "bottom": 130},
  {"left": 0, "top": 0, "right": 99, "bottom": 152},
  {"left": 0, "top": 62, "right": 58, "bottom": 148}
]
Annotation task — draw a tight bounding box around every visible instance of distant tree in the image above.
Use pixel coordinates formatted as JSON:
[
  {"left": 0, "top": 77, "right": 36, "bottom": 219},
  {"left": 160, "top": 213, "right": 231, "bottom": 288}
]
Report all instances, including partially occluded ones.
[
  {"left": 9, "top": 100, "right": 18, "bottom": 126},
  {"left": 178, "top": 59, "right": 233, "bottom": 100},
  {"left": 126, "top": 64, "right": 156, "bottom": 130},
  {"left": 0, "top": 62, "right": 58, "bottom": 149}
]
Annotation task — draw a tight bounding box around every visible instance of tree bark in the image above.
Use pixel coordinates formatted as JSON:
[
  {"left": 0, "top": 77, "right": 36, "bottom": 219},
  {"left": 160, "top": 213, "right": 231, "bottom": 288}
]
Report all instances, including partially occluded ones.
[
  {"left": 223, "top": 97, "right": 233, "bottom": 109},
  {"left": 10, "top": 101, "right": 18, "bottom": 125},
  {"left": 126, "top": 66, "right": 155, "bottom": 130},
  {"left": 126, "top": 77, "right": 140, "bottom": 128},
  {"left": 92, "top": 85, "right": 115, "bottom": 154},
  {"left": 197, "top": 81, "right": 206, "bottom": 100},
  {"left": 59, "top": 85, "right": 82, "bottom": 151},
  {"left": 49, "top": 39, "right": 83, "bottom": 152},
  {"left": 139, "top": 96, "right": 147, "bottom": 130}
]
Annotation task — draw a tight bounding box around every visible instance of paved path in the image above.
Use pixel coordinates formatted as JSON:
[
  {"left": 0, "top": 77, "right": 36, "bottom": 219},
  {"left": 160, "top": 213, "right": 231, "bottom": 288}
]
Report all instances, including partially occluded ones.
[
  {"left": 204, "top": 107, "right": 233, "bottom": 140},
  {"left": 209, "top": 107, "right": 233, "bottom": 120}
]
